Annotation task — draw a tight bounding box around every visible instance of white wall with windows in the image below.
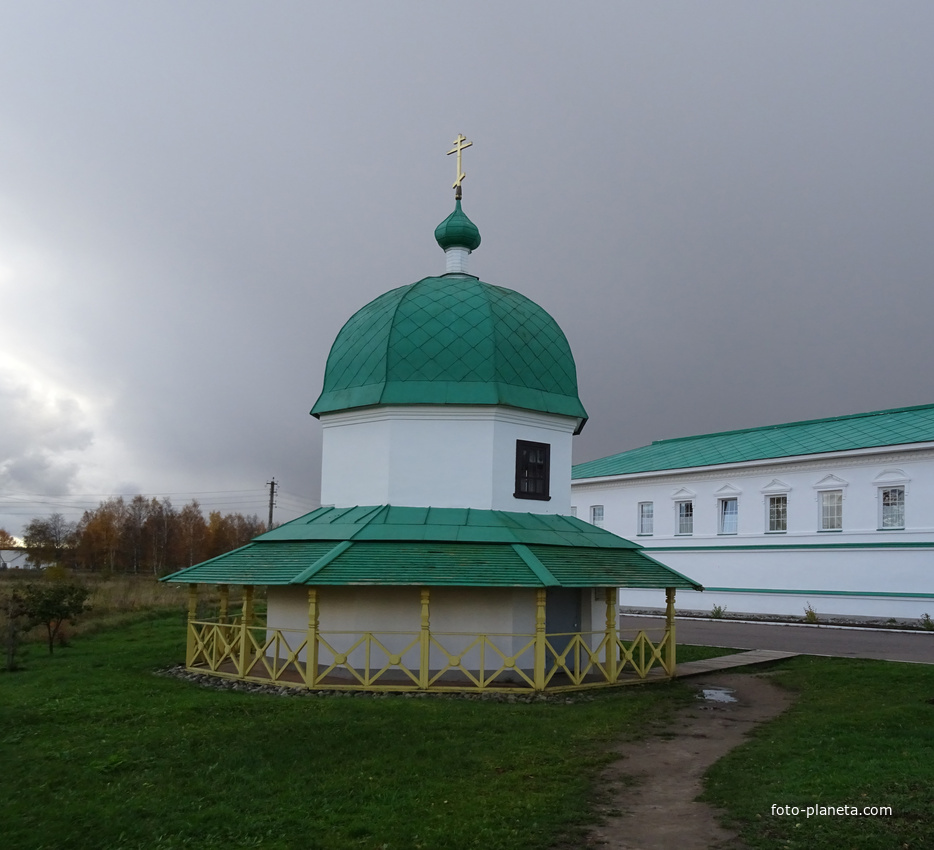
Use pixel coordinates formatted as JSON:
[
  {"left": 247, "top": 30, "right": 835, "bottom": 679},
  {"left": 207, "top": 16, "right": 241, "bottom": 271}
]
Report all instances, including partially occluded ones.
[
  {"left": 321, "top": 405, "right": 577, "bottom": 513},
  {"left": 572, "top": 447, "right": 934, "bottom": 618}
]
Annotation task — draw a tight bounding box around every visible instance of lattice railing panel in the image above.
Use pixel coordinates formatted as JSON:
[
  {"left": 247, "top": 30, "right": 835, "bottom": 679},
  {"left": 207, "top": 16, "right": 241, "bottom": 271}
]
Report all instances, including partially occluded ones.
[
  {"left": 240, "top": 627, "right": 308, "bottom": 683},
  {"left": 190, "top": 621, "right": 241, "bottom": 672},
  {"left": 428, "top": 633, "right": 536, "bottom": 689},
  {"left": 316, "top": 631, "right": 422, "bottom": 688},
  {"left": 616, "top": 629, "right": 669, "bottom": 679},
  {"left": 543, "top": 632, "right": 609, "bottom": 686}
]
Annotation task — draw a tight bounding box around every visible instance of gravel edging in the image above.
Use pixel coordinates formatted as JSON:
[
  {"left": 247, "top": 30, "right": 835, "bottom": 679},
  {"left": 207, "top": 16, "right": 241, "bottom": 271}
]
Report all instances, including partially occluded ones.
[{"left": 154, "top": 664, "right": 599, "bottom": 703}]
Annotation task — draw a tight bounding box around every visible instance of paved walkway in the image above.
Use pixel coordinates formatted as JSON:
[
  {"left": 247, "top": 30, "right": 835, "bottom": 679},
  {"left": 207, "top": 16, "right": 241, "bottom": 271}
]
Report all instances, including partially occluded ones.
[
  {"left": 584, "top": 672, "right": 793, "bottom": 849},
  {"left": 673, "top": 649, "right": 799, "bottom": 677},
  {"left": 623, "top": 615, "right": 934, "bottom": 664}
]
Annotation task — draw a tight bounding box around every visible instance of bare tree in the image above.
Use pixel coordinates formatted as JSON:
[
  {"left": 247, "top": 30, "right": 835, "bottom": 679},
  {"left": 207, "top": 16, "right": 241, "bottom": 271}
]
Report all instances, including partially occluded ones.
[
  {"left": 23, "top": 514, "right": 76, "bottom": 569},
  {"left": 124, "top": 495, "right": 149, "bottom": 574}
]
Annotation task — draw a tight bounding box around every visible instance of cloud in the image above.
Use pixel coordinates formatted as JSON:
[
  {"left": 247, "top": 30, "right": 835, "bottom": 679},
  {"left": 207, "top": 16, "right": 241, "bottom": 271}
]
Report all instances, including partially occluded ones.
[
  {"left": 0, "top": 358, "right": 95, "bottom": 495},
  {"left": 1, "top": 1, "right": 933, "bottom": 535}
]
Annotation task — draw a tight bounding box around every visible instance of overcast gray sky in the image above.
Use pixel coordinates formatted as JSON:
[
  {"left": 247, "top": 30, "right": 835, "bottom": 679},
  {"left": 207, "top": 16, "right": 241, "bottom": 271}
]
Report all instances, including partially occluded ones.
[{"left": 2, "top": 1, "right": 933, "bottom": 536}]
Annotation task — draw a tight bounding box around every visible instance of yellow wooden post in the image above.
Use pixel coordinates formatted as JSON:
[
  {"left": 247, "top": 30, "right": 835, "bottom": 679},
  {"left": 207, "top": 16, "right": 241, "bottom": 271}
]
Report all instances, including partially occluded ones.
[
  {"left": 419, "top": 588, "right": 431, "bottom": 689},
  {"left": 243, "top": 585, "right": 255, "bottom": 625},
  {"left": 218, "top": 584, "right": 229, "bottom": 623},
  {"left": 305, "top": 587, "right": 319, "bottom": 688},
  {"left": 533, "top": 588, "right": 547, "bottom": 691},
  {"left": 604, "top": 587, "right": 618, "bottom": 682},
  {"left": 238, "top": 585, "right": 255, "bottom": 677},
  {"left": 665, "top": 587, "right": 677, "bottom": 674},
  {"left": 216, "top": 585, "right": 230, "bottom": 668},
  {"left": 186, "top": 583, "right": 198, "bottom": 667}
]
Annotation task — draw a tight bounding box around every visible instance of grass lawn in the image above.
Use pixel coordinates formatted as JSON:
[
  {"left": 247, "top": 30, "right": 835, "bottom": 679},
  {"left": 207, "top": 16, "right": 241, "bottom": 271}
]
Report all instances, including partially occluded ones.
[
  {"left": 3, "top": 612, "right": 931, "bottom": 850},
  {"left": 0, "top": 613, "right": 693, "bottom": 850},
  {"left": 704, "top": 656, "right": 934, "bottom": 849}
]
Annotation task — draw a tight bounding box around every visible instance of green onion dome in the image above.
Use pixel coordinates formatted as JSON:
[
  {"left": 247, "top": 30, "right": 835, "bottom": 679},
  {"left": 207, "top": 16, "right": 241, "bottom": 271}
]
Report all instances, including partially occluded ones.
[
  {"left": 311, "top": 275, "right": 587, "bottom": 429},
  {"left": 433, "top": 199, "right": 481, "bottom": 252}
]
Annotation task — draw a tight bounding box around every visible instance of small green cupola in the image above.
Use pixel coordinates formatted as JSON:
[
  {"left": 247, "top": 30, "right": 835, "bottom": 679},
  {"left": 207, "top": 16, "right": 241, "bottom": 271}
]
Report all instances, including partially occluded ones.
[
  {"left": 434, "top": 199, "right": 482, "bottom": 252},
  {"left": 434, "top": 200, "right": 481, "bottom": 275}
]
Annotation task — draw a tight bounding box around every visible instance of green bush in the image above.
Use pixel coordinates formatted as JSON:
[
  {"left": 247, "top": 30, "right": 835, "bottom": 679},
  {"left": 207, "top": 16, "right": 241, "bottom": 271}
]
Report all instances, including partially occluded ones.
[{"left": 21, "top": 582, "right": 90, "bottom": 654}]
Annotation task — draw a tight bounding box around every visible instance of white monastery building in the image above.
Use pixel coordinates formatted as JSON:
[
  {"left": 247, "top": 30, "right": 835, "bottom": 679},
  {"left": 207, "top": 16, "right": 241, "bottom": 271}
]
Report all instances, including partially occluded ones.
[{"left": 571, "top": 404, "right": 934, "bottom": 620}]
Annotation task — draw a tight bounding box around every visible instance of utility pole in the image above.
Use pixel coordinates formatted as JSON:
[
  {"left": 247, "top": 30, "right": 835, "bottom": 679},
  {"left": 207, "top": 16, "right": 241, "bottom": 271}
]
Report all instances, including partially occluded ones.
[{"left": 266, "top": 478, "right": 278, "bottom": 529}]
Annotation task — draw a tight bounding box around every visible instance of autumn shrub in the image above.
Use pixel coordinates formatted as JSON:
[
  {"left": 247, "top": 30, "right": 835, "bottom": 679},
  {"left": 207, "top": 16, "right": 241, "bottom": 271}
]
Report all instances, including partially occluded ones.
[
  {"left": 2, "top": 579, "right": 91, "bottom": 664},
  {"left": 21, "top": 582, "right": 90, "bottom": 654}
]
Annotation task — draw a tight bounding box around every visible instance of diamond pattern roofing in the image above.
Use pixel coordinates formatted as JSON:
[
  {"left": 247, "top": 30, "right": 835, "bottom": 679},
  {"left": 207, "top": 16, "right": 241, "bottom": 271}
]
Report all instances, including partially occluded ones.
[
  {"left": 311, "top": 276, "right": 587, "bottom": 426},
  {"left": 572, "top": 403, "right": 934, "bottom": 479},
  {"left": 256, "top": 505, "right": 638, "bottom": 547},
  {"left": 163, "top": 506, "right": 700, "bottom": 590}
]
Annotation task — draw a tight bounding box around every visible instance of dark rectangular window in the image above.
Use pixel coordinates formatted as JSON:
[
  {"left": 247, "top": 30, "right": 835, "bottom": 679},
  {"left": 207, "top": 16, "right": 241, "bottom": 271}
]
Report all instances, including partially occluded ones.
[{"left": 515, "top": 440, "right": 551, "bottom": 501}]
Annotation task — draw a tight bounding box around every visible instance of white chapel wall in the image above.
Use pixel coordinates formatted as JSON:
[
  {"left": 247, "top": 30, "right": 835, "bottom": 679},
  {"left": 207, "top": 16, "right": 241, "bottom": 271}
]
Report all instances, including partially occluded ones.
[
  {"left": 489, "top": 411, "right": 575, "bottom": 513},
  {"left": 319, "top": 414, "right": 392, "bottom": 506},
  {"left": 321, "top": 405, "right": 576, "bottom": 512}
]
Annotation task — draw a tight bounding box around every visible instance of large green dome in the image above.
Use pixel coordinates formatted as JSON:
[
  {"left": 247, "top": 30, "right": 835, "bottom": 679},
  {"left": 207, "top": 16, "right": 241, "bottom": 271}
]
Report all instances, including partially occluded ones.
[{"left": 311, "top": 276, "right": 588, "bottom": 428}]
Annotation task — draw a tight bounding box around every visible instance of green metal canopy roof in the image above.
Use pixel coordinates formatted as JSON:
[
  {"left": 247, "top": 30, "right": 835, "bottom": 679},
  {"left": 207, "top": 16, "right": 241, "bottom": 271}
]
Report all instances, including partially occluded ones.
[
  {"left": 256, "top": 505, "right": 636, "bottom": 547},
  {"left": 163, "top": 505, "right": 700, "bottom": 590},
  {"left": 311, "top": 276, "right": 588, "bottom": 428},
  {"left": 573, "top": 403, "right": 934, "bottom": 479}
]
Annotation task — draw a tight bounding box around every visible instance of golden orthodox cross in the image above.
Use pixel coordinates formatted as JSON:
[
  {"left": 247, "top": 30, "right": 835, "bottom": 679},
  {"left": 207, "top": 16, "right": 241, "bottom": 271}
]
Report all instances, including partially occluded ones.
[{"left": 447, "top": 133, "right": 472, "bottom": 199}]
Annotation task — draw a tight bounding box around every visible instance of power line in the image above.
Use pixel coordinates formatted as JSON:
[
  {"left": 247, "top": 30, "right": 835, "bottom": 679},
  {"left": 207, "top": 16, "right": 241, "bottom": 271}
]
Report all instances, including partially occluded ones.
[
  {"left": 0, "top": 488, "right": 273, "bottom": 501},
  {"left": 278, "top": 489, "right": 319, "bottom": 504},
  {"left": 0, "top": 485, "right": 318, "bottom": 523}
]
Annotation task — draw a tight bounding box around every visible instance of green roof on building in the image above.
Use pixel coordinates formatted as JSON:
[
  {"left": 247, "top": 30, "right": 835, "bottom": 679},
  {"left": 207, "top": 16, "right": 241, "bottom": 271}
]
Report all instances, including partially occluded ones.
[
  {"left": 256, "top": 505, "right": 637, "bottom": 547},
  {"left": 163, "top": 505, "right": 700, "bottom": 590},
  {"left": 310, "top": 275, "right": 587, "bottom": 427},
  {"left": 572, "top": 403, "right": 934, "bottom": 479}
]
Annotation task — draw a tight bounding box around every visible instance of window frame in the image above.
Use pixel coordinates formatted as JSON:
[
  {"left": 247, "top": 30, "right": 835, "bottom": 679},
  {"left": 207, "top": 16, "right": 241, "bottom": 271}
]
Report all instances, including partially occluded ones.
[
  {"left": 767, "top": 494, "right": 787, "bottom": 534},
  {"left": 818, "top": 489, "right": 843, "bottom": 532},
  {"left": 718, "top": 497, "right": 738, "bottom": 535},
  {"left": 879, "top": 486, "right": 905, "bottom": 530},
  {"left": 590, "top": 505, "right": 604, "bottom": 528},
  {"left": 637, "top": 501, "right": 654, "bottom": 536},
  {"left": 675, "top": 500, "right": 693, "bottom": 536},
  {"left": 513, "top": 439, "right": 551, "bottom": 501}
]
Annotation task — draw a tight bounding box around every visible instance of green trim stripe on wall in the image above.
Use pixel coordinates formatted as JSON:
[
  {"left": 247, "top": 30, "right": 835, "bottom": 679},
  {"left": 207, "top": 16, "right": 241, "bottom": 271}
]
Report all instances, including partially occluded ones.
[
  {"left": 643, "top": 541, "right": 934, "bottom": 552},
  {"left": 697, "top": 586, "right": 934, "bottom": 600}
]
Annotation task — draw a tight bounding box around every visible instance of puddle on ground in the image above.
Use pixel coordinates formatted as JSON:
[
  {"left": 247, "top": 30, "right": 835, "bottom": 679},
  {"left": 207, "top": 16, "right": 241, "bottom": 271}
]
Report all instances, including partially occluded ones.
[{"left": 697, "top": 686, "right": 738, "bottom": 703}]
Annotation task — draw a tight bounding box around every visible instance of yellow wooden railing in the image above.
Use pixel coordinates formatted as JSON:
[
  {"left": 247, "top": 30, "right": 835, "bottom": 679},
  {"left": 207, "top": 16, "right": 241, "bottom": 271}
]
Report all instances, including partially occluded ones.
[
  {"left": 186, "top": 620, "right": 675, "bottom": 692},
  {"left": 428, "top": 632, "right": 538, "bottom": 689}
]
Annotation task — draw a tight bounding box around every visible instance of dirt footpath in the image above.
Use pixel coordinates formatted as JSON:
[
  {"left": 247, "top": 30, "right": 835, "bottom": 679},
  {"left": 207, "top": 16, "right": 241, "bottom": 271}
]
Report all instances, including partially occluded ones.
[{"left": 583, "top": 673, "right": 794, "bottom": 850}]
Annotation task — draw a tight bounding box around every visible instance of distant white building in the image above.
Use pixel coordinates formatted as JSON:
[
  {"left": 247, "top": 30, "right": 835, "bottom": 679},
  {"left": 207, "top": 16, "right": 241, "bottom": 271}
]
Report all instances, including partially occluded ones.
[
  {"left": 0, "top": 548, "right": 27, "bottom": 569},
  {"left": 571, "top": 404, "right": 934, "bottom": 619}
]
